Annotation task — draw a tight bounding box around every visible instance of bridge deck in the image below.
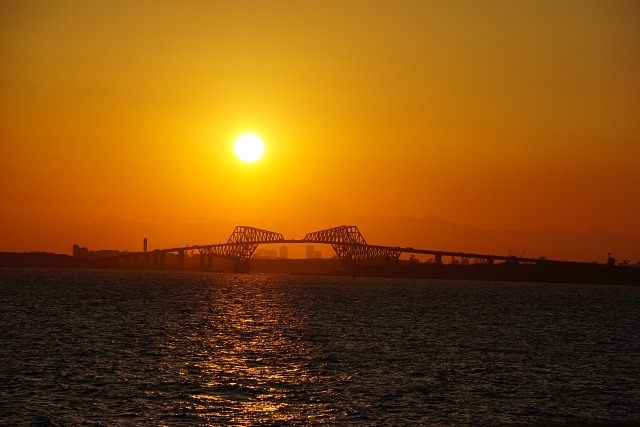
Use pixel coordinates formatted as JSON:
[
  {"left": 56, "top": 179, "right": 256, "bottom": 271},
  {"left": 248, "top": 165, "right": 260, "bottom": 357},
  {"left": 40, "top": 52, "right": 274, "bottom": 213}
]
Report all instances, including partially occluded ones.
[{"left": 98, "top": 239, "right": 548, "bottom": 264}]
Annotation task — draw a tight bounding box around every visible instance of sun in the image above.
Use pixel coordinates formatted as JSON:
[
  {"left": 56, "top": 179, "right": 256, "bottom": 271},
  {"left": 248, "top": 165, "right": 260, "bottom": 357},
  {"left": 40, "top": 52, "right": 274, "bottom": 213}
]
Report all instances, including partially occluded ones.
[{"left": 234, "top": 134, "right": 264, "bottom": 162}]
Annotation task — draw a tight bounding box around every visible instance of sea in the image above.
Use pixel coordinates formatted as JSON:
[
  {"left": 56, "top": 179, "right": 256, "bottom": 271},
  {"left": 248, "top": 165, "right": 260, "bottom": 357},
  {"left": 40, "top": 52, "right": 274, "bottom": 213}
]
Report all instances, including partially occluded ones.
[{"left": 1, "top": 268, "right": 639, "bottom": 426}]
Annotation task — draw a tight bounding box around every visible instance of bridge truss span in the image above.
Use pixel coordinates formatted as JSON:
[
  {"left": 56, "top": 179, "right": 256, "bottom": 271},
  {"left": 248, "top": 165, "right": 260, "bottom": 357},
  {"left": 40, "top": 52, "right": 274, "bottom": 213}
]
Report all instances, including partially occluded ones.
[
  {"left": 227, "top": 226, "right": 285, "bottom": 245},
  {"left": 304, "top": 225, "right": 367, "bottom": 245}
]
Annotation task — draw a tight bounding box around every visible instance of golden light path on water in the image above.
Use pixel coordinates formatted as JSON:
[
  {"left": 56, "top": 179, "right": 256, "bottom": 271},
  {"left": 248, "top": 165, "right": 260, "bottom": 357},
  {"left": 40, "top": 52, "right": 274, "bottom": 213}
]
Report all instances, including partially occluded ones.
[{"left": 158, "top": 274, "right": 325, "bottom": 424}]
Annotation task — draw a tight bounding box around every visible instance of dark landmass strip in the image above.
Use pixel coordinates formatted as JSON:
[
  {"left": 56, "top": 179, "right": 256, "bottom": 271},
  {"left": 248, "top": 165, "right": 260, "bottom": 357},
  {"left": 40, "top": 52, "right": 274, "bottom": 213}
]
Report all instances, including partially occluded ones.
[
  {"left": 1, "top": 252, "right": 639, "bottom": 286},
  {"left": 341, "top": 260, "right": 640, "bottom": 286},
  {"left": 0, "top": 252, "right": 101, "bottom": 269}
]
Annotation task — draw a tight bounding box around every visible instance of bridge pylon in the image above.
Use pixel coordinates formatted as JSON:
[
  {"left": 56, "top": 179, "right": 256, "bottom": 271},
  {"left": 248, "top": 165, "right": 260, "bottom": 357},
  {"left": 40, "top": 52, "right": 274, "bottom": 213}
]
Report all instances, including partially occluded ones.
[
  {"left": 197, "top": 226, "right": 285, "bottom": 265},
  {"left": 304, "top": 225, "right": 402, "bottom": 262}
]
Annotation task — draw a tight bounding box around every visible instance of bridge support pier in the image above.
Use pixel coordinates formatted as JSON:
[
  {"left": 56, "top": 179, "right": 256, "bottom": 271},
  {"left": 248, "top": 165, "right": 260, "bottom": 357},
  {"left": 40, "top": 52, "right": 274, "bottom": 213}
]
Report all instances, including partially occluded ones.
[
  {"left": 178, "top": 250, "right": 185, "bottom": 269},
  {"left": 233, "top": 260, "right": 250, "bottom": 273},
  {"left": 487, "top": 258, "right": 494, "bottom": 264},
  {"left": 340, "top": 260, "right": 357, "bottom": 275},
  {"left": 160, "top": 252, "right": 166, "bottom": 268},
  {"left": 435, "top": 254, "right": 443, "bottom": 265}
]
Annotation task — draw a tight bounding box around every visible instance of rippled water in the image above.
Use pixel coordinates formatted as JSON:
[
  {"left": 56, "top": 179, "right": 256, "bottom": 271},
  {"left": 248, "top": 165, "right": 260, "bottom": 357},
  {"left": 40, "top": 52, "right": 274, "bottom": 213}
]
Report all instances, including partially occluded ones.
[{"left": 1, "top": 268, "right": 639, "bottom": 426}]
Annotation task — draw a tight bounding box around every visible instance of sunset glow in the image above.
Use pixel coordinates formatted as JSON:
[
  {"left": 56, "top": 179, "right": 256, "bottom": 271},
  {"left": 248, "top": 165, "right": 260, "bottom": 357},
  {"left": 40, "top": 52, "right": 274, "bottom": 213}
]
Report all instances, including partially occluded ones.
[{"left": 0, "top": 1, "right": 639, "bottom": 262}]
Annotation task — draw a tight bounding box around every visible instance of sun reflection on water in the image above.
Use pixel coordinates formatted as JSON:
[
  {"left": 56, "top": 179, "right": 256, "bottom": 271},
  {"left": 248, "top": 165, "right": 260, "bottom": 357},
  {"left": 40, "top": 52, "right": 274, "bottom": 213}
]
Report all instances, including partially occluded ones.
[{"left": 158, "top": 274, "right": 323, "bottom": 424}]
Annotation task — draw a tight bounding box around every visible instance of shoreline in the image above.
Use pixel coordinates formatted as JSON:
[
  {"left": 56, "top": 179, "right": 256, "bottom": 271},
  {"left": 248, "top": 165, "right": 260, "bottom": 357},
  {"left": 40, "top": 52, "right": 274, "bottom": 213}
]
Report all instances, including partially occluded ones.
[{"left": 2, "top": 251, "right": 639, "bottom": 286}]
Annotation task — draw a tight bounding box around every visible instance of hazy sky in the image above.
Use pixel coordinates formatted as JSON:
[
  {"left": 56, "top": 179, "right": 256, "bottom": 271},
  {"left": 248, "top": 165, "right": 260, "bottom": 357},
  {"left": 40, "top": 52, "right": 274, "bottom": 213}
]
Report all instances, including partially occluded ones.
[{"left": 1, "top": 0, "right": 639, "bottom": 250}]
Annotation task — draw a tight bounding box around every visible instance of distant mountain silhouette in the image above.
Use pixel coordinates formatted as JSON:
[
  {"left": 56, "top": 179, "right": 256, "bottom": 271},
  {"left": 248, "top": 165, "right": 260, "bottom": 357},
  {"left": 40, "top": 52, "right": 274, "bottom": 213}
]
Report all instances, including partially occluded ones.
[
  {"left": 359, "top": 217, "right": 639, "bottom": 263},
  {"left": 2, "top": 189, "right": 638, "bottom": 264},
  {"left": 246, "top": 188, "right": 358, "bottom": 238},
  {"left": 4, "top": 217, "right": 238, "bottom": 255},
  {"left": 244, "top": 190, "right": 638, "bottom": 263},
  {"left": 357, "top": 216, "right": 639, "bottom": 263}
]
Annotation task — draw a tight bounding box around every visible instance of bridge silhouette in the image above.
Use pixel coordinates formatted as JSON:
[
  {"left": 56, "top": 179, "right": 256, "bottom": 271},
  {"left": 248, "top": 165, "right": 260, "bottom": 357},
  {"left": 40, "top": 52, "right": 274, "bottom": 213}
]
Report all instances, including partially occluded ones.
[{"left": 99, "top": 225, "right": 550, "bottom": 272}]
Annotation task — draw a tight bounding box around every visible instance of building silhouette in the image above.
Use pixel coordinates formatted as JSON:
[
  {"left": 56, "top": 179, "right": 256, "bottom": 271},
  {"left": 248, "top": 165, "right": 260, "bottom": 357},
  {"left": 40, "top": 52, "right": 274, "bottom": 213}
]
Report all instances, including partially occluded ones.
[
  {"left": 254, "top": 248, "right": 278, "bottom": 259},
  {"left": 72, "top": 244, "right": 89, "bottom": 258},
  {"left": 279, "top": 246, "right": 288, "bottom": 259},
  {"left": 306, "top": 245, "right": 322, "bottom": 259}
]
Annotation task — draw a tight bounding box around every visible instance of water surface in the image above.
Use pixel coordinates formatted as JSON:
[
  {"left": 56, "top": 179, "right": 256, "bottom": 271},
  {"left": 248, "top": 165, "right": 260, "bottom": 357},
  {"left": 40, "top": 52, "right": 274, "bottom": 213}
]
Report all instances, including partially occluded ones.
[{"left": 1, "top": 268, "right": 639, "bottom": 426}]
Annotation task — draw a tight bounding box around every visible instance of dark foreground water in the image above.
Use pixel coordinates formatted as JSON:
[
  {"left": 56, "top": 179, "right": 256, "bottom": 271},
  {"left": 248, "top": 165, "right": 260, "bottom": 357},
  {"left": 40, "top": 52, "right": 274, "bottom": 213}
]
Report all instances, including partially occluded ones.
[{"left": 1, "top": 268, "right": 639, "bottom": 426}]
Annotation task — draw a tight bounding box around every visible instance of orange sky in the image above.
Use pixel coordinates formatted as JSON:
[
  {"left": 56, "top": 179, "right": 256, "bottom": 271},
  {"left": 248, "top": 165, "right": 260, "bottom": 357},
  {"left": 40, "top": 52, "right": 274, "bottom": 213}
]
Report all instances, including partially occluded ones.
[{"left": 1, "top": 1, "right": 639, "bottom": 257}]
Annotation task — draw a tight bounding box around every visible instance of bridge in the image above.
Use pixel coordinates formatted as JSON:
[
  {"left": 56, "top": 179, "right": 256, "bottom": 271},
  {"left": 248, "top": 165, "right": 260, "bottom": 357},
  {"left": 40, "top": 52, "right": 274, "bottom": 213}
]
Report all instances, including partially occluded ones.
[{"left": 96, "top": 225, "right": 551, "bottom": 272}]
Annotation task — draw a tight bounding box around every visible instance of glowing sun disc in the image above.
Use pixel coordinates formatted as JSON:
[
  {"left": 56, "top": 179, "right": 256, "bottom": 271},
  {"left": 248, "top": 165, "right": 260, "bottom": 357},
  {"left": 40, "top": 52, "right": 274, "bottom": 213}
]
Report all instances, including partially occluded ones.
[{"left": 234, "top": 134, "right": 264, "bottom": 162}]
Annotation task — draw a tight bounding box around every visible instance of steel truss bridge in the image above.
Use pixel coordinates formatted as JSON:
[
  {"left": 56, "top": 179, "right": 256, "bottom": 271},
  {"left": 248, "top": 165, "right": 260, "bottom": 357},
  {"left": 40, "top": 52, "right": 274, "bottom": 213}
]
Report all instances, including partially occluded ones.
[{"left": 97, "top": 225, "right": 550, "bottom": 272}]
